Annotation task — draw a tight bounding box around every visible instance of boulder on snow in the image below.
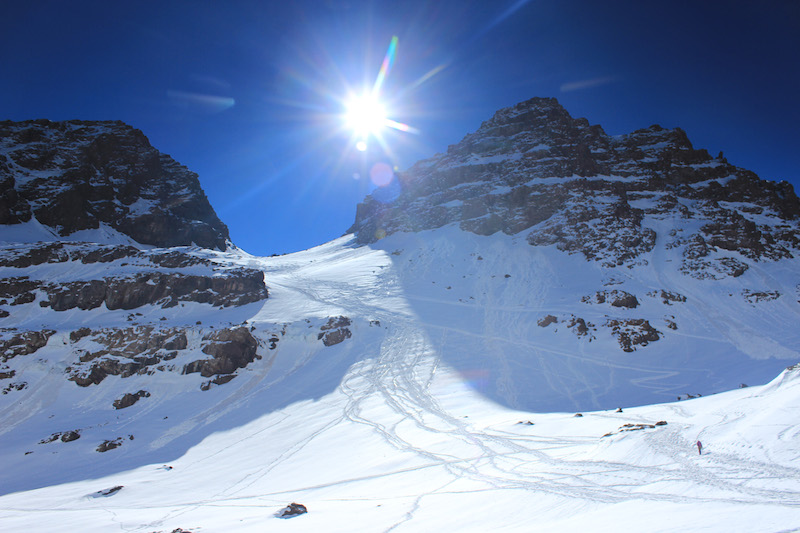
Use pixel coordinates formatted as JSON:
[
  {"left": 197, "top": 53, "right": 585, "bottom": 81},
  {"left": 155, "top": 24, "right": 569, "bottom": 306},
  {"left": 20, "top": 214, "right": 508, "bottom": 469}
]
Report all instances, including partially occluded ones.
[
  {"left": 537, "top": 315, "right": 557, "bottom": 327},
  {"left": 60, "top": 430, "right": 81, "bottom": 442},
  {"left": 113, "top": 389, "right": 151, "bottom": 409},
  {"left": 39, "top": 430, "right": 81, "bottom": 444},
  {"left": 277, "top": 502, "right": 308, "bottom": 518},
  {"left": 90, "top": 485, "right": 123, "bottom": 497},
  {"left": 317, "top": 316, "right": 352, "bottom": 346},
  {"left": 96, "top": 435, "right": 133, "bottom": 452}
]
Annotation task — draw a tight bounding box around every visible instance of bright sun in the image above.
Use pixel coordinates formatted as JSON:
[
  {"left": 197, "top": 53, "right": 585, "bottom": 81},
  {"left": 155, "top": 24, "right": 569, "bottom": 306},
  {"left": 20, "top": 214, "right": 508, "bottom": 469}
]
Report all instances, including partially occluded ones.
[
  {"left": 341, "top": 36, "right": 417, "bottom": 153},
  {"left": 345, "top": 94, "right": 387, "bottom": 148}
]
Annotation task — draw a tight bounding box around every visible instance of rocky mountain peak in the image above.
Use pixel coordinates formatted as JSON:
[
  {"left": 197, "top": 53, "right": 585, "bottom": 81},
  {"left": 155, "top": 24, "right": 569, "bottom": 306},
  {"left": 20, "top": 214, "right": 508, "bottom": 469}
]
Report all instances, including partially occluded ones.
[
  {"left": 0, "top": 119, "right": 229, "bottom": 250},
  {"left": 474, "top": 96, "right": 578, "bottom": 134},
  {"left": 349, "top": 97, "right": 799, "bottom": 276},
  {"left": 444, "top": 96, "right": 606, "bottom": 166}
]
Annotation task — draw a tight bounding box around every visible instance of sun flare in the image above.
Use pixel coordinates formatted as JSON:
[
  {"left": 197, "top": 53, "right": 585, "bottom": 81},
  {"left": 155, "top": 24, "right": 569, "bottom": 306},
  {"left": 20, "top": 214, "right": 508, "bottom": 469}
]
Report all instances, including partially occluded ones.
[
  {"left": 345, "top": 94, "right": 388, "bottom": 139},
  {"left": 339, "top": 36, "right": 419, "bottom": 154}
]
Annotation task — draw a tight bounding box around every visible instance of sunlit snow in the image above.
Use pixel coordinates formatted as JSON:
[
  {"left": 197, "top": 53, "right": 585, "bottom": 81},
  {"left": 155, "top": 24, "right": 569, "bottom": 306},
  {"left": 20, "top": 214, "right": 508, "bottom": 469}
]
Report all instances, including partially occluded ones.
[{"left": 1, "top": 228, "right": 799, "bottom": 532}]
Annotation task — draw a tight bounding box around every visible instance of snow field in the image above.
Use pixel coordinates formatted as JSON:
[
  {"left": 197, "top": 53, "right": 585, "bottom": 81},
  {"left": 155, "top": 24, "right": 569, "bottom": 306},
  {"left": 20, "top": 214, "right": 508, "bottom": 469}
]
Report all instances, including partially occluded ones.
[{"left": 1, "top": 227, "right": 800, "bottom": 531}]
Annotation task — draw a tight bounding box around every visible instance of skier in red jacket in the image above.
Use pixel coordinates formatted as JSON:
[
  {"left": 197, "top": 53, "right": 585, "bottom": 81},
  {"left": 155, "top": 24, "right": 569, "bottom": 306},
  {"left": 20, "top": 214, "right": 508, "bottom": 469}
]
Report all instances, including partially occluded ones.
[{"left": 696, "top": 440, "right": 703, "bottom": 455}]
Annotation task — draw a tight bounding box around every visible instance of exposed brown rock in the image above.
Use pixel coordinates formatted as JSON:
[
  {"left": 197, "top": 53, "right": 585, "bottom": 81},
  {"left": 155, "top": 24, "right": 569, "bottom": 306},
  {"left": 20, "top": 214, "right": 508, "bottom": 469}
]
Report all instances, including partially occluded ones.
[
  {"left": 113, "top": 390, "right": 151, "bottom": 409},
  {"left": 742, "top": 289, "right": 781, "bottom": 304},
  {"left": 582, "top": 290, "right": 639, "bottom": 308},
  {"left": 200, "top": 374, "right": 236, "bottom": 391},
  {"left": 647, "top": 290, "right": 687, "bottom": 305},
  {"left": 96, "top": 436, "right": 131, "bottom": 453},
  {"left": 602, "top": 421, "right": 668, "bottom": 437},
  {"left": 183, "top": 327, "right": 259, "bottom": 377},
  {"left": 563, "top": 315, "right": 595, "bottom": 338},
  {"left": 39, "top": 430, "right": 81, "bottom": 444},
  {"left": 537, "top": 315, "right": 558, "bottom": 327},
  {"left": 70, "top": 327, "right": 93, "bottom": 342},
  {"left": 606, "top": 319, "right": 660, "bottom": 352},
  {"left": 1, "top": 380, "right": 26, "bottom": 394},
  {"left": 0, "top": 329, "right": 56, "bottom": 362},
  {"left": 317, "top": 316, "right": 352, "bottom": 346},
  {"left": 0, "top": 267, "right": 267, "bottom": 314},
  {"left": 68, "top": 327, "right": 188, "bottom": 386}
]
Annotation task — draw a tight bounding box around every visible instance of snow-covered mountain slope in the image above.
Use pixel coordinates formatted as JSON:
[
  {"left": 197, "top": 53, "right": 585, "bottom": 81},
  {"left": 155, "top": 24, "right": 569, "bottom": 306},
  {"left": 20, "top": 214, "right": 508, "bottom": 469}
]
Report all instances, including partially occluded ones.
[
  {"left": 1, "top": 232, "right": 799, "bottom": 531},
  {"left": 1, "top": 98, "right": 800, "bottom": 531}
]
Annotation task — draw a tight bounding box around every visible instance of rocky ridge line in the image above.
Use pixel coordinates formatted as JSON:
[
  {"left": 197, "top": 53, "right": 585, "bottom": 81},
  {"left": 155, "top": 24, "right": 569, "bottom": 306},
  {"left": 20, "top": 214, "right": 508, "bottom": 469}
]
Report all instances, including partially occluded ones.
[{"left": 349, "top": 97, "right": 799, "bottom": 277}]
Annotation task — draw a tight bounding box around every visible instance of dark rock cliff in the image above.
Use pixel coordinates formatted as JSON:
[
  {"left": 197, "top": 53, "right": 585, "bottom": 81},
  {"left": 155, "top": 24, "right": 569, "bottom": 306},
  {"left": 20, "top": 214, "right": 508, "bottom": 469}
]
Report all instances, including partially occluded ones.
[{"left": 0, "top": 119, "right": 230, "bottom": 250}]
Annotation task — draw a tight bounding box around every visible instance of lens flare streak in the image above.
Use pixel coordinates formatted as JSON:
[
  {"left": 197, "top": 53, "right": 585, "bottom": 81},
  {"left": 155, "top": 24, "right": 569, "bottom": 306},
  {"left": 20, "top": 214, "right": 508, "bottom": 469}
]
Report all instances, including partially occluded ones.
[
  {"left": 383, "top": 118, "right": 418, "bottom": 134},
  {"left": 372, "top": 35, "right": 398, "bottom": 97}
]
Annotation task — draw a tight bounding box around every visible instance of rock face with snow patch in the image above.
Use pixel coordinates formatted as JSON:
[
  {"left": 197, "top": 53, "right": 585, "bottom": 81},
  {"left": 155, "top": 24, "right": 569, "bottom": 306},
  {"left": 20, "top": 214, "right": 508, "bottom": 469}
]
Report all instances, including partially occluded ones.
[
  {"left": 0, "top": 119, "right": 229, "bottom": 249},
  {"left": 0, "top": 122, "right": 270, "bottom": 397},
  {"left": 349, "top": 97, "right": 800, "bottom": 274}
]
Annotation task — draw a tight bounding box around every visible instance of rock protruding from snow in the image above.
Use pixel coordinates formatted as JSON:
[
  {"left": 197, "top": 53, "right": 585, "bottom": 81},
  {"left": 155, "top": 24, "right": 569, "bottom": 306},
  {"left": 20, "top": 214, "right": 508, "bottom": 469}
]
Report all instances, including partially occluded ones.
[
  {"left": 0, "top": 329, "right": 55, "bottom": 362},
  {"left": 112, "top": 390, "right": 151, "bottom": 409},
  {"left": 183, "top": 327, "right": 260, "bottom": 377},
  {"left": 89, "top": 486, "right": 123, "bottom": 497},
  {"left": 0, "top": 119, "right": 230, "bottom": 250},
  {"left": 317, "top": 316, "right": 352, "bottom": 346},
  {"left": 277, "top": 502, "right": 307, "bottom": 518},
  {"left": 0, "top": 243, "right": 268, "bottom": 312}
]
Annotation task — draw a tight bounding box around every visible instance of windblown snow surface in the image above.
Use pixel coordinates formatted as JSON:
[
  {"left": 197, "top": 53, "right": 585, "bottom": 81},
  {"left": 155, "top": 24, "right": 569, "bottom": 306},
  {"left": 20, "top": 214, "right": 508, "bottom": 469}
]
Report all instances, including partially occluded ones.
[{"left": 1, "top": 227, "right": 800, "bottom": 532}]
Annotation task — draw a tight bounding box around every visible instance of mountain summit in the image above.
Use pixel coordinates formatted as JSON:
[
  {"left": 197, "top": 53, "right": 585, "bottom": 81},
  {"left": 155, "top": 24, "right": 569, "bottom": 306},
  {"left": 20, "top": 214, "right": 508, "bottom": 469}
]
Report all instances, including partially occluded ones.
[
  {"left": 351, "top": 97, "right": 799, "bottom": 276},
  {"left": 0, "top": 119, "right": 230, "bottom": 249}
]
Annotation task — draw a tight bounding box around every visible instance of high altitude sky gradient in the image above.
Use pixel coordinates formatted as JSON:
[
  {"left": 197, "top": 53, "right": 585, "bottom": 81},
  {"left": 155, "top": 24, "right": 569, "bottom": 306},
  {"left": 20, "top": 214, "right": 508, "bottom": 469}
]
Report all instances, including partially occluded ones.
[{"left": 3, "top": 1, "right": 799, "bottom": 255}]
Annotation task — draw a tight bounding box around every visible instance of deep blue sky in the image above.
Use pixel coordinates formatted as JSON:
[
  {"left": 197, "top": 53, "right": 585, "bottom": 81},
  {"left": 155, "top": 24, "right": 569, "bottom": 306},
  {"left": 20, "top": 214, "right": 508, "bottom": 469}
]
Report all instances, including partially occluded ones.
[{"left": 3, "top": 1, "right": 798, "bottom": 255}]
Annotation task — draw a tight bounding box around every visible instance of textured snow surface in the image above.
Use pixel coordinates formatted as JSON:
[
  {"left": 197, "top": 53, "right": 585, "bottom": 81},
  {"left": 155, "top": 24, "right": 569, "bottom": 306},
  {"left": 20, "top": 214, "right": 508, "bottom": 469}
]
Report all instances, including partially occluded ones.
[{"left": 1, "top": 228, "right": 799, "bottom": 532}]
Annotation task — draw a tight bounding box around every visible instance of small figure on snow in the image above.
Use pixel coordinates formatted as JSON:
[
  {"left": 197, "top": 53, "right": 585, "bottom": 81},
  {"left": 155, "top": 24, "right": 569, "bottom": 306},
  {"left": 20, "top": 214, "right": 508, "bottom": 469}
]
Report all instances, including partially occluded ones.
[{"left": 696, "top": 440, "right": 703, "bottom": 455}]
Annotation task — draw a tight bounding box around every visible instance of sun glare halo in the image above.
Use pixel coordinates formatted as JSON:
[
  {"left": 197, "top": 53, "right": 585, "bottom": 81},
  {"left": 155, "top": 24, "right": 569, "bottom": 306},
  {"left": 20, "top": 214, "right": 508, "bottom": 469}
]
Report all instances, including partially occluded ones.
[{"left": 345, "top": 94, "right": 388, "bottom": 138}]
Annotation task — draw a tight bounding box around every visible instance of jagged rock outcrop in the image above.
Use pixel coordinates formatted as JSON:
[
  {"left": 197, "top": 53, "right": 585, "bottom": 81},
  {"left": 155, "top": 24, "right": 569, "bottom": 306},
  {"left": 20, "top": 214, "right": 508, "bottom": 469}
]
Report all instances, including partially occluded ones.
[
  {"left": 183, "top": 327, "right": 260, "bottom": 377},
  {"left": 112, "top": 390, "right": 151, "bottom": 409},
  {"left": 0, "top": 243, "right": 268, "bottom": 312},
  {"left": 606, "top": 319, "right": 660, "bottom": 352},
  {"left": 317, "top": 316, "right": 352, "bottom": 347},
  {"left": 59, "top": 322, "right": 276, "bottom": 388},
  {"left": 349, "top": 97, "right": 800, "bottom": 275},
  {"left": 1, "top": 329, "right": 56, "bottom": 362},
  {"left": 582, "top": 290, "right": 639, "bottom": 308},
  {"left": 0, "top": 122, "right": 272, "bottom": 394},
  {"left": 0, "top": 242, "right": 211, "bottom": 269},
  {"left": 39, "top": 430, "right": 81, "bottom": 444},
  {"left": 0, "top": 119, "right": 229, "bottom": 249},
  {"left": 647, "top": 290, "right": 687, "bottom": 305},
  {"left": 67, "top": 326, "right": 189, "bottom": 386},
  {"left": 96, "top": 436, "right": 133, "bottom": 453}
]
